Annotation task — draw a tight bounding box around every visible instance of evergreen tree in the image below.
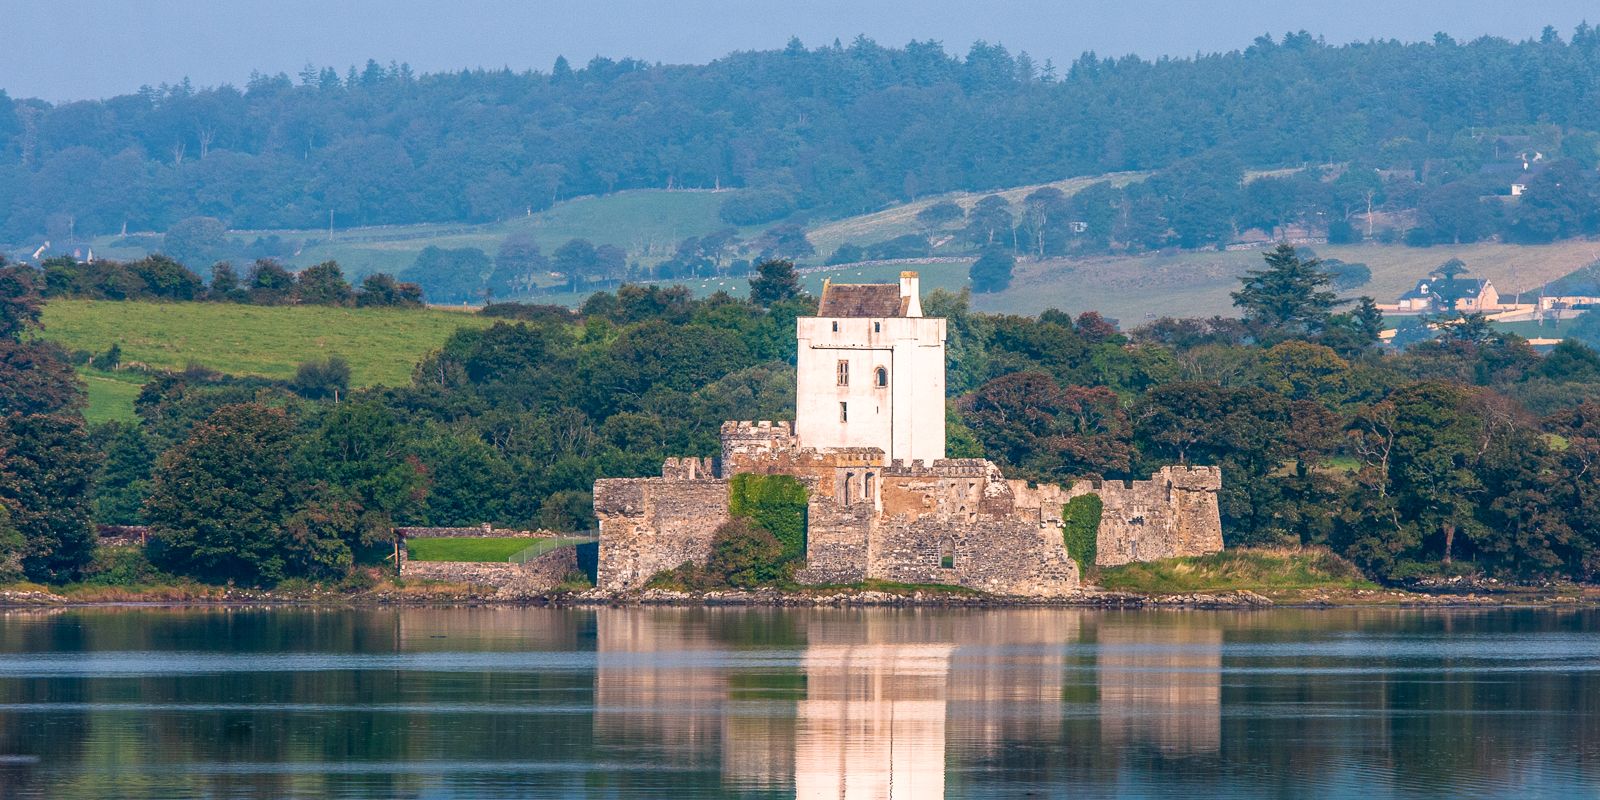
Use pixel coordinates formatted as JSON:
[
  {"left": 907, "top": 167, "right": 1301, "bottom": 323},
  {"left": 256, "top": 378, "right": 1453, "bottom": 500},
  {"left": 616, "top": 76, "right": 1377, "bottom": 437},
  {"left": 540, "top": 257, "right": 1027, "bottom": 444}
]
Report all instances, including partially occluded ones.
[
  {"left": 748, "top": 258, "right": 802, "bottom": 307},
  {"left": 1231, "top": 244, "right": 1337, "bottom": 339}
]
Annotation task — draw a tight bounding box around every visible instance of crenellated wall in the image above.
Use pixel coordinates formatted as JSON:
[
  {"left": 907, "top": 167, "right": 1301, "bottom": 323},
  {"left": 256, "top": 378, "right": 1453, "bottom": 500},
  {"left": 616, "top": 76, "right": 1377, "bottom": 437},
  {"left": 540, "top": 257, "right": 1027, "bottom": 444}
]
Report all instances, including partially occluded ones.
[
  {"left": 594, "top": 476, "right": 732, "bottom": 591},
  {"left": 594, "top": 426, "right": 1223, "bottom": 596}
]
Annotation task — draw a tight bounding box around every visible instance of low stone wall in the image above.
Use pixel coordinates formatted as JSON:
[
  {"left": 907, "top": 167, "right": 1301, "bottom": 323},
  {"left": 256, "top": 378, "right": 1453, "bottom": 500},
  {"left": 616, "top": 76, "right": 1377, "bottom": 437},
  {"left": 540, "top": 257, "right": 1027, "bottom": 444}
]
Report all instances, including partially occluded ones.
[
  {"left": 396, "top": 526, "right": 561, "bottom": 539},
  {"left": 400, "top": 546, "right": 581, "bottom": 592},
  {"left": 96, "top": 525, "right": 149, "bottom": 547}
]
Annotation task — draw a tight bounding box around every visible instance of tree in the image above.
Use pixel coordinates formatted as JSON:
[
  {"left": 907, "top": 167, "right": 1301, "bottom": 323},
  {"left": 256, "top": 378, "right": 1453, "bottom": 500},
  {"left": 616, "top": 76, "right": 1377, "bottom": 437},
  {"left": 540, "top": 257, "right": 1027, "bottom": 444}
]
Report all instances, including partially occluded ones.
[
  {"left": 145, "top": 404, "right": 339, "bottom": 585},
  {"left": 357, "top": 273, "right": 424, "bottom": 307},
  {"left": 1348, "top": 382, "right": 1484, "bottom": 566},
  {"left": 290, "top": 356, "right": 352, "bottom": 401},
  {"left": 294, "top": 261, "right": 354, "bottom": 306},
  {"left": 207, "top": 262, "right": 241, "bottom": 301},
  {"left": 0, "top": 263, "right": 43, "bottom": 340},
  {"left": 0, "top": 413, "right": 97, "bottom": 582},
  {"left": 964, "top": 195, "right": 1014, "bottom": 248},
  {"left": 962, "top": 371, "right": 1132, "bottom": 480},
  {"left": 748, "top": 258, "right": 802, "bottom": 307},
  {"left": 916, "top": 200, "right": 964, "bottom": 229},
  {"left": 162, "top": 216, "right": 228, "bottom": 267},
  {"left": 492, "top": 231, "right": 547, "bottom": 296},
  {"left": 755, "top": 224, "right": 814, "bottom": 259},
  {"left": 705, "top": 518, "right": 787, "bottom": 588},
  {"left": 553, "top": 238, "right": 600, "bottom": 292},
  {"left": 247, "top": 259, "right": 296, "bottom": 305},
  {"left": 90, "top": 421, "right": 155, "bottom": 526},
  {"left": 970, "top": 247, "right": 1015, "bottom": 293},
  {"left": 1231, "top": 244, "right": 1337, "bottom": 340},
  {"left": 0, "top": 503, "right": 22, "bottom": 583}
]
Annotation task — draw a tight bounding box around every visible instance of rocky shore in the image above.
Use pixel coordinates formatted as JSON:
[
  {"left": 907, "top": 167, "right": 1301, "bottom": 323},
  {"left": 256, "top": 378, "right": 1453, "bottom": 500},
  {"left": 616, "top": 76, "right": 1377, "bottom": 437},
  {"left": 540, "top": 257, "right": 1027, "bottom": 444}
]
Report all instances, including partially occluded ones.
[{"left": 4, "top": 582, "right": 1592, "bottom": 609}]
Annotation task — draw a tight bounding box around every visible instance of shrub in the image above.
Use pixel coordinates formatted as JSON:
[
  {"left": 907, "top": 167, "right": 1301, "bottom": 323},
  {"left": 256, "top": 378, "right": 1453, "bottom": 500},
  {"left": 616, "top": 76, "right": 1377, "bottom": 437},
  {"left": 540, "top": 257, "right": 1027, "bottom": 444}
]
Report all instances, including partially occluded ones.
[
  {"left": 1062, "top": 494, "right": 1102, "bottom": 571},
  {"left": 78, "top": 546, "right": 171, "bottom": 586},
  {"left": 706, "top": 518, "right": 787, "bottom": 588},
  {"left": 729, "top": 473, "right": 808, "bottom": 558}
]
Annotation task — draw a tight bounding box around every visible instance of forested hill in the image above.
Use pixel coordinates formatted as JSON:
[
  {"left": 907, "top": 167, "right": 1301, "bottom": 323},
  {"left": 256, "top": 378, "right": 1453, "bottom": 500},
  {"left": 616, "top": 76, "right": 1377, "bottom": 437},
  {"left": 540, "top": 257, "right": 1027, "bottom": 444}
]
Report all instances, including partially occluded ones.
[{"left": 4, "top": 27, "right": 1600, "bottom": 242}]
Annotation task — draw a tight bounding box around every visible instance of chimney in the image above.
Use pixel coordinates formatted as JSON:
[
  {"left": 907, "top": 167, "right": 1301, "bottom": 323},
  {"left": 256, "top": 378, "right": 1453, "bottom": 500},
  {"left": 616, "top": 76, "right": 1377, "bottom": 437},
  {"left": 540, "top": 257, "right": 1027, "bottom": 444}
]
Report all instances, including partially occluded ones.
[{"left": 899, "top": 271, "right": 923, "bottom": 317}]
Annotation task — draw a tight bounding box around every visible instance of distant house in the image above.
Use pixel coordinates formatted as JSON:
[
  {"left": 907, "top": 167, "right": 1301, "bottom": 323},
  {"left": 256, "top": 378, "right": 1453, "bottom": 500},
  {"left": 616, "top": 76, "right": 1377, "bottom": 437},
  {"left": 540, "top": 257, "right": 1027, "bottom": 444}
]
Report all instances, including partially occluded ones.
[{"left": 1393, "top": 276, "right": 1502, "bottom": 313}]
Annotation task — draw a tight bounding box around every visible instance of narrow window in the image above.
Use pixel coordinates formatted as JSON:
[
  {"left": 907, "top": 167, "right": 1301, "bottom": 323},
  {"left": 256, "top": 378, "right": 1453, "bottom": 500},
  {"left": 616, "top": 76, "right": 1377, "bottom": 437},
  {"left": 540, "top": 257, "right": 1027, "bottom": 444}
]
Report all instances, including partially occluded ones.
[
  {"left": 836, "top": 360, "right": 849, "bottom": 386},
  {"left": 831, "top": 321, "right": 839, "bottom": 332},
  {"left": 874, "top": 321, "right": 881, "bottom": 333},
  {"left": 875, "top": 367, "right": 888, "bottom": 387},
  {"left": 864, "top": 472, "right": 875, "bottom": 501},
  {"left": 839, "top": 402, "right": 848, "bottom": 423},
  {"left": 940, "top": 542, "right": 954, "bottom": 569},
  {"left": 842, "top": 472, "right": 854, "bottom": 504}
]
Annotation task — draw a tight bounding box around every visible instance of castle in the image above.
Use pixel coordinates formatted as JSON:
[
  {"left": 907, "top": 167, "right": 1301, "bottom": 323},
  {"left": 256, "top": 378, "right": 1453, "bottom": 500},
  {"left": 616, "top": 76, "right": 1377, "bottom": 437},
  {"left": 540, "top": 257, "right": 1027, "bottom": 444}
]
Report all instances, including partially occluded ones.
[{"left": 593, "top": 272, "right": 1223, "bottom": 597}]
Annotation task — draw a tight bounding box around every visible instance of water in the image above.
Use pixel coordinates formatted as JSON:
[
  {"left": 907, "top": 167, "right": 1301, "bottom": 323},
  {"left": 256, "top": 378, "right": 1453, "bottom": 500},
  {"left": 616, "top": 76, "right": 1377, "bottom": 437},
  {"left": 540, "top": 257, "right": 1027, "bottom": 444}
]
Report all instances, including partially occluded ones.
[{"left": 0, "top": 606, "right": 1597, "bottom": 799}]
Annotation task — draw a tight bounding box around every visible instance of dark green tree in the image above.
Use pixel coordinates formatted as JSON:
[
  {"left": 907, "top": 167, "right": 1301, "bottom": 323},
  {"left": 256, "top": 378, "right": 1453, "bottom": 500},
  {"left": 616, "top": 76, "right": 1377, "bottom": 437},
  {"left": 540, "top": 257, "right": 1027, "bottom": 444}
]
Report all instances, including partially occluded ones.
[
  {"left": 145, "top": 403, "right": 337, "bottom": 585},
  {"left": 1231, "top": 244, "right": 1337, "bottom": 340},
  {"left": 0, "top": 413, "right": 98, "bottom": 582},
  {"left": 970, "top": 247, "right": 1015, "bottom": 293},
  {"left": 748, "top": 258, "right": 802, "bottom": 307}
]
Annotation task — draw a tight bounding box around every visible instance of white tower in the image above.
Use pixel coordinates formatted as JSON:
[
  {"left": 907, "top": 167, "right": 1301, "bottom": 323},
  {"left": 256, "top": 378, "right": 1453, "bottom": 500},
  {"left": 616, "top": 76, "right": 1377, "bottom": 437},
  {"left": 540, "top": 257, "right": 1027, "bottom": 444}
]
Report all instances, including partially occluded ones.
[{"left": 794, "top": 271, "right": 947, "bottom": 463}]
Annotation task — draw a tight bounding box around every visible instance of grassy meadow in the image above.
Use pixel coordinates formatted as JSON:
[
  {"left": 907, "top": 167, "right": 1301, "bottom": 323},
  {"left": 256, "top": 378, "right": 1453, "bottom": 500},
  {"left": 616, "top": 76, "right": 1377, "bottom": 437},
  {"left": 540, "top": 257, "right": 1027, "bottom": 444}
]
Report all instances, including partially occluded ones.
[
  {"left": 41, "top": 300, "right": 490, "bottom": 421},
  {"left": 1095, "top": 548, "right": 1380, "bottom": 597},
  {"left": 407, "top": 537, "right": 593, "bottom": 563}
]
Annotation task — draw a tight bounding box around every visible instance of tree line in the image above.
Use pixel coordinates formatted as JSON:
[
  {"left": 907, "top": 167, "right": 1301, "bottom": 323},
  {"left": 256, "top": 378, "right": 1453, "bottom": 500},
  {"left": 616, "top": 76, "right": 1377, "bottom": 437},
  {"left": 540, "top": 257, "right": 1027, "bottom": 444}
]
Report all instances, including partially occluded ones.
[
  {"left": 36, "top": 255, "right": 421, "bottom": 307},
  {"left": 6, "top": 28, "right": 1600, "bottom": 250},
  {"left": 2, "top": 250, "right": 1600, "bottom": 589}
]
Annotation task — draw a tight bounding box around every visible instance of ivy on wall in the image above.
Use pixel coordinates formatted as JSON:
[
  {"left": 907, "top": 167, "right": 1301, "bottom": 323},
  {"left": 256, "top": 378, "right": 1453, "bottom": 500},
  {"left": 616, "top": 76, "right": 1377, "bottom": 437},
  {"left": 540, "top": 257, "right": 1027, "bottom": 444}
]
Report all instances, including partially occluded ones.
[
  {"left": 1062, "top": 494, "right": 1103, "bottom": 572},
  {"left": 729, "top": 473, "right": 809, "bottom": 560}
]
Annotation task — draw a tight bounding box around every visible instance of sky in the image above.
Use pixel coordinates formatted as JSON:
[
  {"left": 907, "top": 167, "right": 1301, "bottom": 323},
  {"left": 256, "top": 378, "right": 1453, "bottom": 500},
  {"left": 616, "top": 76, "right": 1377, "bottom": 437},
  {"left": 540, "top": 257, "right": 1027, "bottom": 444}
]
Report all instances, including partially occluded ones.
[{"left": 2, "top": 0, "right": 1596, "bottom": 101}]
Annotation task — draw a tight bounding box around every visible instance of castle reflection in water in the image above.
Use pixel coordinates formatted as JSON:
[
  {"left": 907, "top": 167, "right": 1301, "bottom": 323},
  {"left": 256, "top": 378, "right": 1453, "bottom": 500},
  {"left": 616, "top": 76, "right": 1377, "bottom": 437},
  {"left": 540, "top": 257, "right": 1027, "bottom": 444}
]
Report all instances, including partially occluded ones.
[{"left": 571, "top": 608, "right": 1222, "bottom": 797}]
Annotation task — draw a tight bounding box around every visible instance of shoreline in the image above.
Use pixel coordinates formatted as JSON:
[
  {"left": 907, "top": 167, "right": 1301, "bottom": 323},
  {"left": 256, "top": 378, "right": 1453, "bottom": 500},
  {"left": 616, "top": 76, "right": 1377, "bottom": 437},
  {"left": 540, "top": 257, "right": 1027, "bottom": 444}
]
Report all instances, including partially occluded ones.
[{"left": 4, "top": 583, "right": 1594, "bottom": 610}]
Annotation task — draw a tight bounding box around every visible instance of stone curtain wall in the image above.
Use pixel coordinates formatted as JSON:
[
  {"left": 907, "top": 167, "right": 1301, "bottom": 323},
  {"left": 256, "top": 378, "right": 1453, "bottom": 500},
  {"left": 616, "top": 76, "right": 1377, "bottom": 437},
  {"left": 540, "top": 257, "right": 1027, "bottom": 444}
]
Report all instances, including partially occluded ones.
[
  {"left": 592, "top": 424, "right": 1221, "bottom": 597},
  {"left": 1008, "top": 466, "right": 1224, "bottom": 567},
  {"left": 594, "top": 477, "right": 733, "bottom": 591}
]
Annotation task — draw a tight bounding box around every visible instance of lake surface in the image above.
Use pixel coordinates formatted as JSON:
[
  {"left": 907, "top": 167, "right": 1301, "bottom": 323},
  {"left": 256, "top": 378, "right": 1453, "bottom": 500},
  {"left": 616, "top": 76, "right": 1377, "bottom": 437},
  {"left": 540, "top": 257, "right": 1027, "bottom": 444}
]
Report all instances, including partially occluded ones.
[{"left": 0, "top": 606, "right": 1597, "bottom": 799}]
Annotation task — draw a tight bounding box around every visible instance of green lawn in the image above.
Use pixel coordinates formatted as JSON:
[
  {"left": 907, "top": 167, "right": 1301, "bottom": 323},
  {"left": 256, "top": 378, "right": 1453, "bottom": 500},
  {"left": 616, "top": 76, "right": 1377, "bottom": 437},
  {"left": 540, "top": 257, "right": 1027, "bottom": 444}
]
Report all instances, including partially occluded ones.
[
  {"left": 42, "top": 299, "right": 489, "bottom": 386},
  {"left": 79, "top": 368, "right": 148, "bottom": 423},
  {"left": 407, "top": 537, "right": 591, "bottom": 563}
]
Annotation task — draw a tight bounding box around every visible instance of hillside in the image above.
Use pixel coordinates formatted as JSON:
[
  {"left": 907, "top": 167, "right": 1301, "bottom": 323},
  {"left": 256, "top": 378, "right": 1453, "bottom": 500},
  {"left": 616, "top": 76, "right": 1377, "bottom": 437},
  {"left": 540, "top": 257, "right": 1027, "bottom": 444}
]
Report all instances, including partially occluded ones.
[
  {"left": 976, "top": 240, "right": 1600, "bottom": 322},
  {"left": 40, "top": 300, "right": 490, "bottom": 420}
]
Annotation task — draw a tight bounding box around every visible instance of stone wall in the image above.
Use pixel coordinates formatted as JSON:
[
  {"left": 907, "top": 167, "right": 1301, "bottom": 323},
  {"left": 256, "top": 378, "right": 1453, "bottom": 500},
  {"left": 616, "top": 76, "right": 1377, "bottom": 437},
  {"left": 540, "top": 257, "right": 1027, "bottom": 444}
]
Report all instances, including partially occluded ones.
[
  {"left": 1008, "top": 466, "right": 1224, "bottom": 567},
  {"left": 399, "top": 545, "right": 580, "bottom": 592},
  {"left": 396, "top": 526, "right": 562, "bottom": 539},
  {"left": 592, "top": 429, "right": 1221, "bottom": 597},
  {"left": 594, "top": 477, "right": 732, "bottom": 591}
]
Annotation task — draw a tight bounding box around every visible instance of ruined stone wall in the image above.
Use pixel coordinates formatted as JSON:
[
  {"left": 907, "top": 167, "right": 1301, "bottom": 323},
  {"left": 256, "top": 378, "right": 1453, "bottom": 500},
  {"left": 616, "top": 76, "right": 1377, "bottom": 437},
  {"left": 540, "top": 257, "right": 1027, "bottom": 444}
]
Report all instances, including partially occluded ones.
[
  {"left": 795, "top": 458, "right": 1078, "bottom": 597},
  {"left": 719, "top": 421, "right": 882, "bottom": 501},
  {"left": 399, "top": 546, "right": 580, "bottom": 592},
  {"left": 794, "top": 496, "right": 873, "bottom": 585},
  {"left": 594, "top": 477, "right": 731, "bottom": 591},
  {"left": 1007, "top": 466, "right": 1223, "bottom": 567}
]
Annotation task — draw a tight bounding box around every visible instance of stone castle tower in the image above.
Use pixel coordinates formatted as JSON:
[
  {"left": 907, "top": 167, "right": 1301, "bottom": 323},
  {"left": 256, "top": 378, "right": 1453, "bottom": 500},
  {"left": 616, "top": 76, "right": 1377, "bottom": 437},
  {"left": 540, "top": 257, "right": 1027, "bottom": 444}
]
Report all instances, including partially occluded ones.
[{"left": 795, "top": 272, "right": 947, "bottom": 464}]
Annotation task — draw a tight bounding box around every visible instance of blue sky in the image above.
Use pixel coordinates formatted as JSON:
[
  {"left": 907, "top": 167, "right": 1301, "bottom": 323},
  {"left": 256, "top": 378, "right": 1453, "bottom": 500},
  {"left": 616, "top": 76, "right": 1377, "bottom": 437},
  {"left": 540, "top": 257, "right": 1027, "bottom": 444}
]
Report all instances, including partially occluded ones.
[{"left": 2, "top": 0, "right": 1595, "bottom": 101}]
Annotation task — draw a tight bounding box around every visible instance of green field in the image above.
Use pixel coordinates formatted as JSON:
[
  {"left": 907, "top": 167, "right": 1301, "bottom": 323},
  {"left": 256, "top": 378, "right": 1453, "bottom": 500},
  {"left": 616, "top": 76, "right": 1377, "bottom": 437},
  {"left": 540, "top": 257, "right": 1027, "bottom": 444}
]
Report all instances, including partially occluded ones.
[
  {"left": 79, "top": 368, "right": 148, "bottom": 424},
  {"left": 407, "top": 537, "right": 592, "bottom": 563},
  {"left": 90, "top": 189, "right": 740, "bottom": 279},
  {"left": 41, "top": 300, "right": 490, "bottom": 421}
]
